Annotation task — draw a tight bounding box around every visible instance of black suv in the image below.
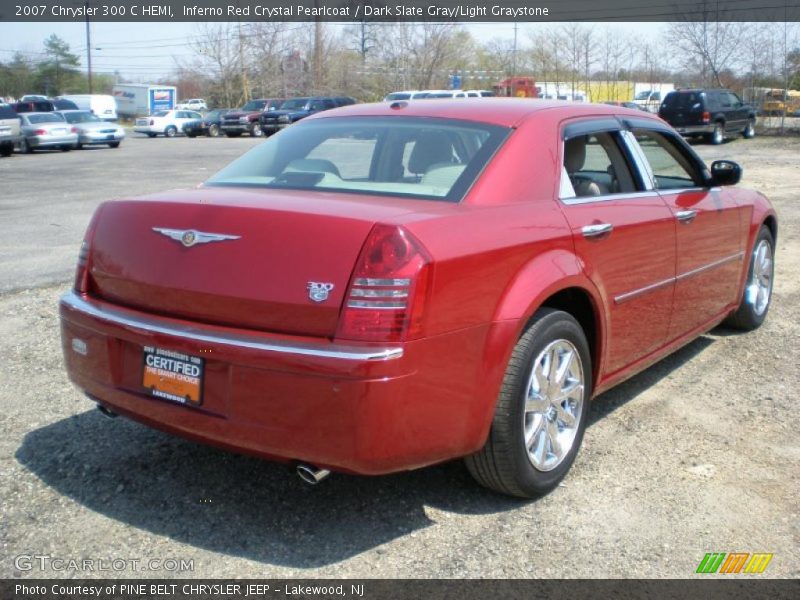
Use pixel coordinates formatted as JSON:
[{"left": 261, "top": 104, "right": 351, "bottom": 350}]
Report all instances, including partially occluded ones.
[
  {"left": 659, "top": 89, "right": 756, "bottom": 144},
  {"left": 260, "top": 96, "right": 356, "bottom": 135}
]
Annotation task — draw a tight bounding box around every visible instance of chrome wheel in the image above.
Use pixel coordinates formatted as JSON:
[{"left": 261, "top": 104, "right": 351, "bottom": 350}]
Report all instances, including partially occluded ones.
[
  {"left": 746, "top": 239, "right": 773, "bottom": 316},
  {"left": 523, "top": 339, "right": 584, "bottom": 472},
  {"left": 711, "top": 123, "right": 724, "bottom": 145}
]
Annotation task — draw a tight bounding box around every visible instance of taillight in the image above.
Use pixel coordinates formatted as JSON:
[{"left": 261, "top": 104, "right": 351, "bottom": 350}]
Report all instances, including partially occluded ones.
[
  {"left": 71, "top": 126, "right": 78, "bottom": 133},
  {"left": 336, "top": 224, "right": 432, "bottom": 343},
  {"left": 702, "top": 111, "right": 711, "bottom": 123},
  {"left": 34, "top": 129, "right": 46, "bottom": 135},
  {"left": 73, "top": 206, "right": 104, "bottom": 294}
]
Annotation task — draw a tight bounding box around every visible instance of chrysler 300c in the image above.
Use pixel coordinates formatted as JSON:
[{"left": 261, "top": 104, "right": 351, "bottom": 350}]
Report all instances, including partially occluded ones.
[{"left": 59, "top": 100, "right": 777, "bottom": 497}]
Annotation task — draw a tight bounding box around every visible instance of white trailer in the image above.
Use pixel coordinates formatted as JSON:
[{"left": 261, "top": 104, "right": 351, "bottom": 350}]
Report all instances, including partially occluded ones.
[
  {"left": 58, "top": 94, "right": 118, "bottom": 120},
  {"left": 112, "top": 84, "right": 177, "bottom": 117},
  {"left": 632, "top": 83, "right": 676, "bottom": 112}
]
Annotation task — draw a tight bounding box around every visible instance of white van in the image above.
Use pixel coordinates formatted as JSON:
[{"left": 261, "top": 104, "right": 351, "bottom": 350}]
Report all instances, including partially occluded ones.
[{"left": 58, "top": 94, "right": 118, "bottom": 121}]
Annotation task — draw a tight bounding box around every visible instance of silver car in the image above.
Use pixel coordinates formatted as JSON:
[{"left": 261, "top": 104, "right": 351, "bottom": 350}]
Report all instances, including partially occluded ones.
[
  {"left": 18, "top": 112, "right": 78, "bottom": 153},
  {"left": 55, "top": 110, "right": 125, "bottom": 149}
]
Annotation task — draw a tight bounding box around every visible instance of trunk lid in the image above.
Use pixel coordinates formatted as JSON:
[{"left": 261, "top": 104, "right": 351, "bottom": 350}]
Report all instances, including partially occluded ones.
[{"left": 88, "top": 187, "right": 418, "bottom": 337}]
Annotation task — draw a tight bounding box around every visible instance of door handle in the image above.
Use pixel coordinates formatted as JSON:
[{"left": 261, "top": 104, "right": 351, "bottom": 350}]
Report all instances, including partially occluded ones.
[
  {"left": 676, "top": 209, "right": 697, "bottom": 223},
  {"left": 581, "top": 223, "right": 613, "bottom": 238}
]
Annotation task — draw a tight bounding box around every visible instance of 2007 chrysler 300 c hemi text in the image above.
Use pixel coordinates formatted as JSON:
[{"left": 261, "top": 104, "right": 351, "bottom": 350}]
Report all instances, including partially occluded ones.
[{"left": 59, "top": 100, "right": 777, "bottom": 497}]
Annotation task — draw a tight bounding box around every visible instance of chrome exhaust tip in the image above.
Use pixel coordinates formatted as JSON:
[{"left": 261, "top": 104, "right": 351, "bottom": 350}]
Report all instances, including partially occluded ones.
[
  {"left": 296, "top": 463, "right": 330, "bottom": 485},
  {"left": 96, "top": 404, "right": 118, "bottom": 419}
]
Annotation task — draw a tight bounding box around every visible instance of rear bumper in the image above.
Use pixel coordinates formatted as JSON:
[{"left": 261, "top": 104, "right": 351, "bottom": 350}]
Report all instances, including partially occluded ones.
[
  {"left": 673, "top": 124, "right": 714, "bottom": 135},
  {"left": 59, "top": 291, "right": 498, "bottom": 474},
  {"left": 28, "top": 134, "right": 78, "bottom": 148},
  {"left": 79, "top": 131, "right": 125, "bottom": 144}
]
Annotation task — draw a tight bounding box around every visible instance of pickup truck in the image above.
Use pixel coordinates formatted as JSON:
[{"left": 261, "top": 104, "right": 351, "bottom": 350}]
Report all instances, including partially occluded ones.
[
  {"left": 260, "top": 96, "right": 355, "bottom": 135},
  {"left": 220, "top": 98, "right": 284, "bottom": 137}
]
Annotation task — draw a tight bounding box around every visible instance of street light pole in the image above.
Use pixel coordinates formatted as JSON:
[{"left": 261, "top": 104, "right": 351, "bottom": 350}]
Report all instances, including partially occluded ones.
[{"left": 85, "top": 1, "right": 92, "bottom": 93}]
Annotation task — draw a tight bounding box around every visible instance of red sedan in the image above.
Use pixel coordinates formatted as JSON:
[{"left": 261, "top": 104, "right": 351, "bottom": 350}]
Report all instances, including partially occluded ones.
[{"left": 59, "top": 99, "right": 777, "bottom": 498}]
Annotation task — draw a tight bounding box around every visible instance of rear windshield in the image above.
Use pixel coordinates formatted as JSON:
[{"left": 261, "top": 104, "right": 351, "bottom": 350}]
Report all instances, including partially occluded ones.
[
  {"left": 206, "top": 116, "right": 510, "bottom": 202},
  {"left": 27, "top": 113, "right": 64, "bottom": 123},
  {"left": 662, "top": 91, "right": 703, "bottom": 109},
  {"left": 61, "top": 111, "right": 100, "bottom": 123}
]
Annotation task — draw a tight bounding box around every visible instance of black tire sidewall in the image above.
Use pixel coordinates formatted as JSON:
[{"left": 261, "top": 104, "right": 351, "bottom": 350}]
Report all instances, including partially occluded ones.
[{"left": 506, "top": 312, "right": 593, "bottom": 495}]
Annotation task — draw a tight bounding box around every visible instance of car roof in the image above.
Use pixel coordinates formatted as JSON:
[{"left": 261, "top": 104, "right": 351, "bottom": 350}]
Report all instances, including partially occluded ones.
[{"left": 308, "top": 98, "right": 663, "bottom": 128}]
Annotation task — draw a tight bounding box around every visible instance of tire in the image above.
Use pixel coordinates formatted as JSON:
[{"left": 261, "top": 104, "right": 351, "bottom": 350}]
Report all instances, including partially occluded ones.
[
  {"left": 20, "top": 138, "right": 32, "bottom": 153},
  {"left": 164, "top": 126, "right": 177, "bottom": 138},
  {"left": 465, "top": 308, "right": 592, "bottom": 498},
  {"left": 743, "top": 118, "right": 755, "bottom": 139},
  {"left": 249, "top": 123, "right": 263, "bottom": 137},
  {"left": 108, "top": 142, "right": 120, "bottom": 148},
  {"left": 207, "top": 124, "right": 219, "bottom": 137},
  {"left": 707, "top": 122, "right": 724, "bottom": 145},
  {"left": 724, "top": 226, "right": 775, "bottom": 331},
  {"left": 0, "top": 143, "right": 12, "bottom": 157}
]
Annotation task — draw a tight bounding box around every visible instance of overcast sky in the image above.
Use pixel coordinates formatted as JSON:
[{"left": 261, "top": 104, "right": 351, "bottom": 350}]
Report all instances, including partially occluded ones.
[{"left": 0, "top": 21, "right": 666, "bottom": 81}]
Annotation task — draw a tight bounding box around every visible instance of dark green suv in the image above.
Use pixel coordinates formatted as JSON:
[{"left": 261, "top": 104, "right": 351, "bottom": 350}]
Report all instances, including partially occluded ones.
[{"left": 658, "top": 89, "right": 757, "bottom": 145}]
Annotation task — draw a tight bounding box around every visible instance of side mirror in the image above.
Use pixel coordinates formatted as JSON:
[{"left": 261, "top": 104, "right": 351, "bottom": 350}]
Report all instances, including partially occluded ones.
[{"left": 709, "top": 160, "right": 742, "bottom": 186}]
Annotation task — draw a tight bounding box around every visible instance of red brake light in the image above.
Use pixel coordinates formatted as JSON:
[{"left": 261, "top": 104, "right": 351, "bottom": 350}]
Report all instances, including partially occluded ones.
[
  {"left": 336, "top": 224, "right": 432, "bottom": 343},
  {"left": 702, "top": 111, "right": 711, "bottom": 123},
  {"left": 34, "top": 128, "right": 47, "bottom": 135},
  {"left": 71, "top": 126, "right": 78, "bottom": 133},
  {"left": 74, "top": 206, "right": 104, "bottom": 294}
]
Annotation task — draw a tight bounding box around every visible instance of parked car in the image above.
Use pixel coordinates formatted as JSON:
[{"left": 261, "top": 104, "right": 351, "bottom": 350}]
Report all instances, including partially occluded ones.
[
  {"left": 176, "top": 98, "right": 208, "bottom": 111},
  {"left": 134, "top": 109, "right": 203, "bottom": 137},
  {"left": 658, "top": 89, "right": 757, "bottom": 144},
  {"left": 20, "top": 94, "right": 48, "bottom": 102},
  {"left": 382, "top": 91, "right": 432, "bottom": 101},
  {"left": 466, "top": 90, "right": 496, "bottom": 97},
  {"left": 259, "top": 96, "right": 341, "bottom": 135},
  {"left": 55, "top": 110, "right": 125, "bottom": 148},
  {"left": 220, "top": 98, "right": 284, "bottom": 137},
  {"left": 183, "top": 109, "right": 234, "bottom": 137},
  {"left": 57, "top": 94, "right": 118, "bottom": 120},
  {"left": 13, "top": 98, "right": 80, "bottom": 113},
  {"left": 422, "top": 90, "right": 469, "bottom": 99},
  {"left": 0, "top": 103, "right": 22, "bottom": 156},
  {"left": 602, "top": 101, "right": 648, "bottom": 111},
  {"left": 18, "top": 112, "right": 78, "bottom": 152},
  {"left": 59, "top": 100, "right": 777, "bottom": 498}
]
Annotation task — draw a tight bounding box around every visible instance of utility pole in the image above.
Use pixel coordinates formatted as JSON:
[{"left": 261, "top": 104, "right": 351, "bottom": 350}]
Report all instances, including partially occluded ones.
[
  {"left": 512, "top": 22, "right": 518, "bottom": 76},
  {"left": 237, "top": 19, "right": 250, "bottom": 103},
  {"left": 85, "top": 1, "right": 92, "bottom": 93}
]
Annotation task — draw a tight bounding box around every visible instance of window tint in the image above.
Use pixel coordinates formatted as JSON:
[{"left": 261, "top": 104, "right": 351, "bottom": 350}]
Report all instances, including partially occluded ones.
[
  {"left": 632, "top": 130, "right": 703, "bottom": 190},
  {"left": 206, "top": 116, "right": 509, "bottom": 202},
  {"left": 663, "top": 92, "right": 702, "bottom": 109},
  {"left": 561, "top": 132, "right": 636, "bottom": 198}
]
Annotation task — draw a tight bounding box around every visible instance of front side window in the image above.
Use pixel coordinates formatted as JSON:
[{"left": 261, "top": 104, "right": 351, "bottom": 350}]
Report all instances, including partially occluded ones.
[
  {"left": 206, "top": 116, "right": 509, "bottom": 202},
  {"left": 561, "top": 132, "right": 637, "bottom": 198},
  {"left": 632, "top": 130, "right": 704, "bottom": 190}
]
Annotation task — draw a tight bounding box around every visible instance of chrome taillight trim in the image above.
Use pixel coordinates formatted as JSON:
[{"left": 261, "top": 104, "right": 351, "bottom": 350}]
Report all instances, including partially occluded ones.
[
  {"left": 349, "top": 288, "right": 409, "bottom": 298},
  {"left": 346, "top": 300, "right": 407, "bottom": 309},
  {"left": 353, "top": 278, "right": 411, "bottom": 286},
  {"left": 60, "top": 292, "right": 403, "bottom": 361}
]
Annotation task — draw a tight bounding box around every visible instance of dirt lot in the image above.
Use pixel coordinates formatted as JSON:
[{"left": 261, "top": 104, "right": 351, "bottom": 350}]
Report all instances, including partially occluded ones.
[{"left": 0, "top": 134, "right": 798, "bottom": 579}]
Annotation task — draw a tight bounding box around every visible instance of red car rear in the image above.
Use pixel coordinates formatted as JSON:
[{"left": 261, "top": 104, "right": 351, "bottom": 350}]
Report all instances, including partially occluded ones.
[{"left": 60, "top": 100, "right": 777, "bottom": 497}]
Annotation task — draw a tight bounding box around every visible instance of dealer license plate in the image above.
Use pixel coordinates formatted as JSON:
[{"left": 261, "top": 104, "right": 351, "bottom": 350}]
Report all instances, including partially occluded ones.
[{"left": 142, "top": 346, "right": 204, "bottom": 406}]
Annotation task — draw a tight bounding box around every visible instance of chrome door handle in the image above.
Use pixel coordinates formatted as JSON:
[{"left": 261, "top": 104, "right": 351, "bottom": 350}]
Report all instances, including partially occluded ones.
[
  {"left": 581, "top": 223, "right": 613, "bottom": 238},
  {"left": 676, "top": 209, "right": 697, "bottom": 223}
]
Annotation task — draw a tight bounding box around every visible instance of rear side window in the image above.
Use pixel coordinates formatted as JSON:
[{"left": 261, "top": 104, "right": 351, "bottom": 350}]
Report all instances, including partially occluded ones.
[
  {"left": 206, "top": 116, "right": 510, "bottom": 202},
  {"left": 561, "top": 132, "right": 637, "bottom": 198},
  {"left": 0, "top": 105, "right": 18, "bottom": 119},
  {"left": 662, "top": 92, "right": 703, "bottom": 109}
]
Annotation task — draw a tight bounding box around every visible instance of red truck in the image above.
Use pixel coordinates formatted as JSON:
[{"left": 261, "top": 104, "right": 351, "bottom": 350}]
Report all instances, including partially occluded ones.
[{"left": 494, "top": 77, "right": 539, "bottom": 98}]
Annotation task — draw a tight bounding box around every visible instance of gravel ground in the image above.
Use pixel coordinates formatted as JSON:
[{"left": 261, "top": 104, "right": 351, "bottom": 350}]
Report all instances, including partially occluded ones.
[{"left": 0, "top": 134, "right": 798, "bottom": 579}]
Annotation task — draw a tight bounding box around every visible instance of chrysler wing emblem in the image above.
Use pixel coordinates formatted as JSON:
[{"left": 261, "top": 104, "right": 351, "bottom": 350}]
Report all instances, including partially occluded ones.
[{"left": 153, "top": 228, "right": 241, "bottom": 248}]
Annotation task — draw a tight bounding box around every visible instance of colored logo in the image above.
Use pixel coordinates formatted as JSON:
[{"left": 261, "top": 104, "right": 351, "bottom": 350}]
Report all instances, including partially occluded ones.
[{"left": 696, "top": 552, "right": 773, "bottom": 574}]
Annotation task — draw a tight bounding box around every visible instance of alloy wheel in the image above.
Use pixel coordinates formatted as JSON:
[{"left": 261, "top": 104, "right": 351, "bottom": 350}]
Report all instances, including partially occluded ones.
[{"left": 747, "top": 239, "right": 773, "bottom": 316}]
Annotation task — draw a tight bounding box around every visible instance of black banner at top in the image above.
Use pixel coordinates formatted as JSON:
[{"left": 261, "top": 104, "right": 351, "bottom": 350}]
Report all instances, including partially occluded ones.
[{"left": 2, "top": 0, "right": 800, "bottom": 22}]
